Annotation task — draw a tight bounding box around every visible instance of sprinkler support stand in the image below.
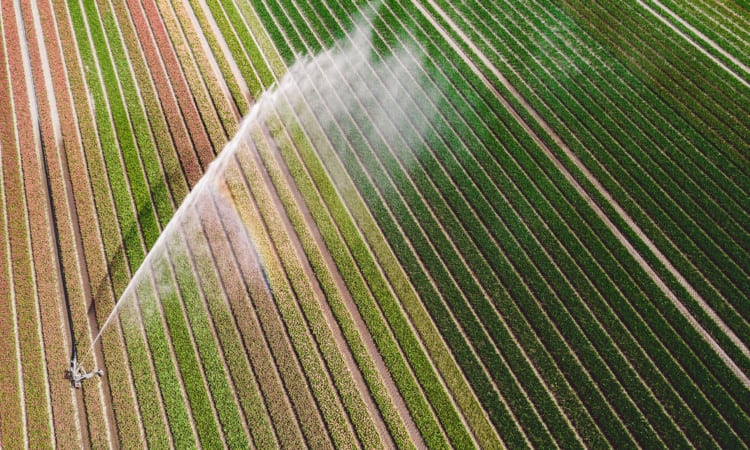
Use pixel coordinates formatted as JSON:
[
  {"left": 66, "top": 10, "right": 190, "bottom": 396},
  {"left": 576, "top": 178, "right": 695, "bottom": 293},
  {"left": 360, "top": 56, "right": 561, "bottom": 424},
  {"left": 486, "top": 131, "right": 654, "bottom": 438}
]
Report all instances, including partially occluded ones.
[{"left": 68, "top": 355, "right": 104, "bottom": 389}]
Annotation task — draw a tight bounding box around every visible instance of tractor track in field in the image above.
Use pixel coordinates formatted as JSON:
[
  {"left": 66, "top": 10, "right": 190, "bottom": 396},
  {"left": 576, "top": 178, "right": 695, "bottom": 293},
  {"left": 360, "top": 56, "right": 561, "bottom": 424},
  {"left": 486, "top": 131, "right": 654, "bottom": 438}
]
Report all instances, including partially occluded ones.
[{"left": 413, "top": 0, "right": 750, "bottom": 390}]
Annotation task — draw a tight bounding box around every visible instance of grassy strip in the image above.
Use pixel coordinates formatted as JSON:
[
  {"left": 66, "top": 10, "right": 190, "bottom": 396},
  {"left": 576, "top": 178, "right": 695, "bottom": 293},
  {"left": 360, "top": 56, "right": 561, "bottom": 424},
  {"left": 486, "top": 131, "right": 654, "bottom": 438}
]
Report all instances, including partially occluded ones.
[
  {"left": 660, "top": 0, "right": 750, "bottom": 63},
  {"left": 438, "top": 0, "right": 742, "bottom": 378},
  {"left": 424, "top": 0, "right": 750, "bottom": 374},
  {"left": 241, "top": 126, "right": 383, "bottom": 448},
  {"left": 201, "top": 0, "right": 274, "bottom": 96},
  {"left": 641, "top": 0, "right": 750, "bottom": 73},
  {"left": 225, "top": 0, "right": 286, "bottom": 78},
  {"left": 204, "top": 181, "right": 333, "bottom": 448},
  {"left": 412, "top": 38, "right": 716, "bottom": 445},
  {"left": 195, "top": 194, "right": 307, "bottom": 448},
  {"left": 177, "top": 224, "right": 278, "bottom": 448}
]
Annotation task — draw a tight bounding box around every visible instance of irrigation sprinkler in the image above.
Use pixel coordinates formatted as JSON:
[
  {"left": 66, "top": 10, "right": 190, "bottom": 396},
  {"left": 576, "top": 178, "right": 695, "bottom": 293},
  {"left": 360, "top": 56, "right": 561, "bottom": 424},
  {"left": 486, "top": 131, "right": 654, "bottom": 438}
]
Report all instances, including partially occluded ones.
[{"left": 19, "top": 7, "right": 103, "bottom": 388}]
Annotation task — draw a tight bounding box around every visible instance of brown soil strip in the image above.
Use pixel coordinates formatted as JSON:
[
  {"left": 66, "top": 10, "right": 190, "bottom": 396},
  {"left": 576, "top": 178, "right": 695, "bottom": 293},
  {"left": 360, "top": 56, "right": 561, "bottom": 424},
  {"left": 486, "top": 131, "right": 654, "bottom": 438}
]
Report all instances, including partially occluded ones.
[{"left": 415, "top": 0, "right": 750, "bottom": 389}]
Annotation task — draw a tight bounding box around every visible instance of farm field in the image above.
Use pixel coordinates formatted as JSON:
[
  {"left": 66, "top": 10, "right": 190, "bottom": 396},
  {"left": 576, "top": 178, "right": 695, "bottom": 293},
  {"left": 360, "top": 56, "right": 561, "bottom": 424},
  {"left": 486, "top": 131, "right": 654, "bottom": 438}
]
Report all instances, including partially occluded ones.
[{"left": 0, "top": 0, "right": 748, "bottom": 447}]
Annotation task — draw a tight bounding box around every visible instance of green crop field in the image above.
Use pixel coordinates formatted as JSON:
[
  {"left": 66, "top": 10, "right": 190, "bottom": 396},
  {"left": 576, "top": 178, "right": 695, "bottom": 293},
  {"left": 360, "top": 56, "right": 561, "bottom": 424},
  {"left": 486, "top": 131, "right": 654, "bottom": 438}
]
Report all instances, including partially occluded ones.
[{"left": 0, "top": 0, "right": 748, "bottom": 447}]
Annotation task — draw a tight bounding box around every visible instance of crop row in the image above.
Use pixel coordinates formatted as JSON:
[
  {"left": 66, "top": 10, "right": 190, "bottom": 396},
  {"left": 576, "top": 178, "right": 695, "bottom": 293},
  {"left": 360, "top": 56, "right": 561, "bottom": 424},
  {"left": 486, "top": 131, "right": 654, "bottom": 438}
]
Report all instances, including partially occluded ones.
[
  {"left": 426, "top": 0, "right": 750, "bottom": 362},
  {"left": 641, "top": 0, "right": 750, "bottom": 71},
  {"left": 232, "top": 139, "right": 399, "bottom": 448},
  {"left": 152, "top": 0, "right": 235, "bottom": 148},
  {"left": 262, "top": 5, "right": 494, "bottom": 442},
  {"left": 203, "top": 0, "right": 472, "bottom": 446},
  {"left": 21, "top": 0, "right": 103, "bottom": 446},
  {"left": 276, "top": 0, "right": 750, "bottom": 444},
  {"left": 470, "top": 0, "right": 742, "bottom": 358},
  {"left": 256, "top": 113, "right": 419, "bottom": 449},
  {"left": 284, "top": 1, "right": 636, "bottom": 446},
  {"left": 555, "top": 1, "right": 750, "bottom": 170},
  {"left": 412, "top": 0, "right": 750, "bottom": 440},
  {"left": 50, "top": 0, "right": 149, "bottom": 445},
  {"left": 62, "top": 0, "right": 186, "bottom": 445},
  {"left": 60, "top": 0, "right": 253, "bottom": 444},
  {"left": 0, "top": 2, "right": 59, "bottom": 446},
  {"left": 0, "top": 7, "right": 34, "bottom": 447},
  {"left": 393, "top": 0, "right": 750, "bottom": 443}
]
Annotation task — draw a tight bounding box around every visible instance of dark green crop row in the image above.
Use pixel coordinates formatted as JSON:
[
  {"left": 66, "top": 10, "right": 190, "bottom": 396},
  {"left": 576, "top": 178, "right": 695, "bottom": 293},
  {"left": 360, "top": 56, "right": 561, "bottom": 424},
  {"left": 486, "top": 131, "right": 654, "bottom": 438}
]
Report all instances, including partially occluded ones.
[
  {"left": 434, "top": 0, "right": 750, "bottom": 319},
  {"left": 641, "top": 0, "right": 750, "bottom": 73},
  {"left": 425, "top": 0, "right": 750, "bottom": 371},
  {"left": 336, "top": 0, "right": 750, "bottom": 444},
  {"left": 280, "top": 82, "right": 464, "bottom": 449},
  {"left": 406, "top": 5, "right": 750, "bottom": 442},
  {"left": 555, "top": 1, "right": 750, "bottom": 169},
  {"left": 475, "top": 0, "right": 750, "bottom": 245}
]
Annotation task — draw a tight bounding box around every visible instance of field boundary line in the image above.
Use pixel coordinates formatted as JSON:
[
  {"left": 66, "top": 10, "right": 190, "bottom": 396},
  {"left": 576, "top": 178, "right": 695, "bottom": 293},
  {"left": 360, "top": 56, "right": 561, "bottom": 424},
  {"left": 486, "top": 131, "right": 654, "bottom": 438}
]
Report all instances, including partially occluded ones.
[
  {"left": 413, "top": 0, "right": 750, "bottom": 388},
  {"left": 636, "top": 0, "right": 750, "bottom": 89}
]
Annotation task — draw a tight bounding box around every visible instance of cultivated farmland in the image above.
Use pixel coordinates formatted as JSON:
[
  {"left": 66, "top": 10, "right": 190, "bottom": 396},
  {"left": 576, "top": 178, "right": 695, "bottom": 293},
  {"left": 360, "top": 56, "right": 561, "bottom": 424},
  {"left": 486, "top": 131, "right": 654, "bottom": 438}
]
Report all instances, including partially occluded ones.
[{"left": 0, "top": 0, "right": 748, "bottom": 448}]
